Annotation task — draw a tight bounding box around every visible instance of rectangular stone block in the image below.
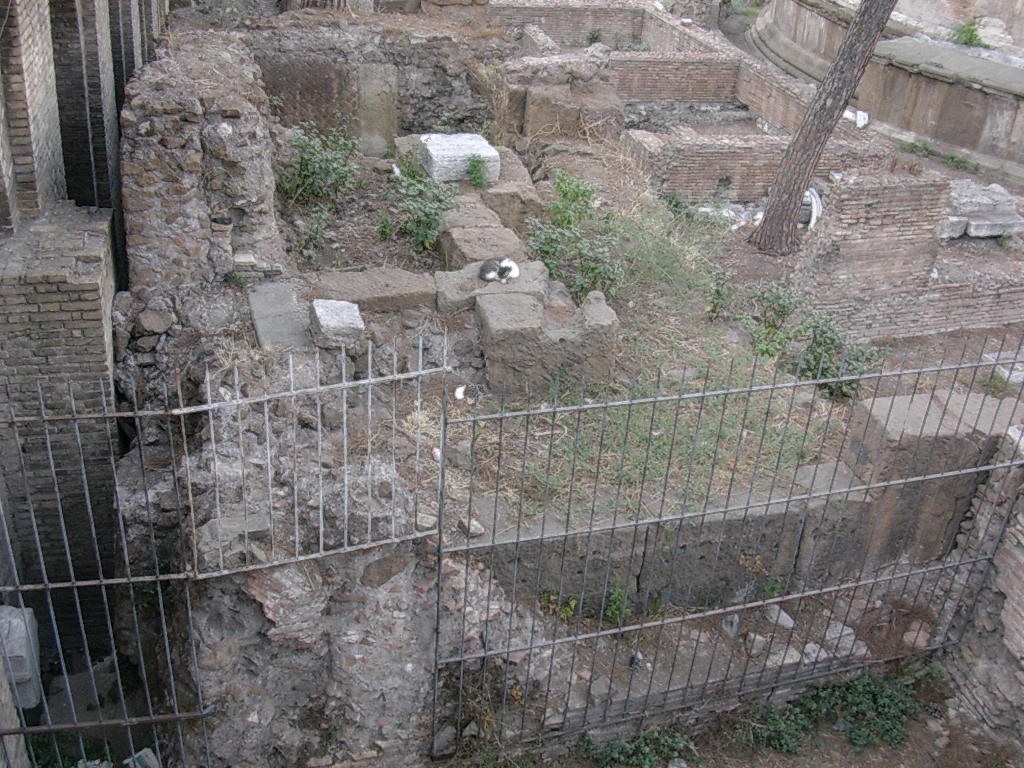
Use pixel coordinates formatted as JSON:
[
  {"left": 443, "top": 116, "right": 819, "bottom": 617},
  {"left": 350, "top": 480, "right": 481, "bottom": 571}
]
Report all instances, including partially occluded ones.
[
  {"left": 419, "top": 133, "right": 500, "bottom": 183},
  {"left": 309, "top": 299, "right": 365, "bottom": 349}
]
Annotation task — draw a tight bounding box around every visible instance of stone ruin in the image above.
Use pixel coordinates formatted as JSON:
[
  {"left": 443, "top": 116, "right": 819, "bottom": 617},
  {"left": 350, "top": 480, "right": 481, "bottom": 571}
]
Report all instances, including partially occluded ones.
[{"left": 85, "top": 1, "right": 1024, "bottom": 766}]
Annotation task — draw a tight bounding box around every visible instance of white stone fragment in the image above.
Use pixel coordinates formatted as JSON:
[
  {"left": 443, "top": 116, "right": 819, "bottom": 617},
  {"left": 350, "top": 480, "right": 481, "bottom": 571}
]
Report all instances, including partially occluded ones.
[
  {"left": 309, "top": 299, "right": 365, "bottom": 349},
  {"left": 419, "top": 133, "right": 500, "bottom": 183},
  {"left": 0, "top": 606, "right": 41, "bottom": 708},
  {"left": 764, "top": 603, "right": 796, "bottom": 629}
]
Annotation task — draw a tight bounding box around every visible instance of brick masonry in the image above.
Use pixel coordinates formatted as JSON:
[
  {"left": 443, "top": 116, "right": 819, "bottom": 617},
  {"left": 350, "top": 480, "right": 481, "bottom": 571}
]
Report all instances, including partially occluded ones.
[
  {"left": 0, "top": 203, "right": 116, "bottom": 652},
  {"left": 51, "top": 0, "right": 120, "bottom": 209},
  {"left": 624, "top": 128, "right": 891, "bottom": 203},
  {"left": 487, "top": 0, "right": 645, "bottom": 47},
  {"left": 1, "top": 0, "right": 67, "bottom": 219}
]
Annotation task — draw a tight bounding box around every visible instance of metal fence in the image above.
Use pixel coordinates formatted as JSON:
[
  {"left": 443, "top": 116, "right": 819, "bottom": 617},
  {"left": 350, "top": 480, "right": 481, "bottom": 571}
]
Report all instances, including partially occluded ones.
[
  {"left": 0, "top": 344, "right": 448, "bottom": 767},
  {"left": 0, "top": 338, "right": 1021, "bottom": 766},
  {"left": 430, "top": 340, "right": 1024, "bottom": 755}
]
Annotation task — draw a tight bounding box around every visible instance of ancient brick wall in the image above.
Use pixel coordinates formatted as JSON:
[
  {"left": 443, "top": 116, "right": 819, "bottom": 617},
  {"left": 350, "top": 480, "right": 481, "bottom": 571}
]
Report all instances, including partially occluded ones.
[
  {"left": 0, "top": 204, "right": 116, "bottom": 651},
  {"left": 1, "top": 0, "right": 67, "bottom": 219},
  {"left": 610, "top": 54, "right": 739, "bottom": 102},
  {"left": 51, "top": 0, "right": 120, "bottom": 208},
  {"left": 625, "top": 128, "right": 890, "bottom": 202},
  {"left": 486, "top": 0, "right": 645, "bottom": 47},
  {"left": 640, "top": 9, "right": 717, "bottom": 50},
  {"left": 946, "top": 427, "right": 1024, "bottom": 743}
]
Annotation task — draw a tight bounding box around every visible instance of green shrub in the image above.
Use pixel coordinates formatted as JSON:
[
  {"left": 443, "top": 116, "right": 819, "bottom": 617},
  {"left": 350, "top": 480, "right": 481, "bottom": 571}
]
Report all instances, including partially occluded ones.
[
  {"left": 527, "top": 219, "right": 622, "bottom": 303},
  {"left": 741, "top": 666, "right": 931, "bottom": 754},
  {"left": 377, "top": 213, "right": 393, "bottom": 241},
  {"left": 739, "top": 282, "right": 807, "bottom": 358},
  {"left": 586, "top": 28, "right": 602, "bottom": 45},
  {"left": 705, "top": 264, "right": 737, "bottom": 320},
  {"left": 601, "top": 583, "right": 629, "bottom": 626},
  {"left": 278, "top": 122, "right": 358, "bottom": 209},
  {"left": 549, "top": 170, "right": 596, "bottom": 228},
  {"left": 290, "top": 207, "right": 329, "bottom": 262},
  {"left": 951, "top": 18, "right": 989, "bottom": 47},
  {"left": 796, "top": 313, "right": 882, "bottom": 398},
  {"left": 395, "top": 173, "right": 457, "bottom": 252},
  {"left": 582, "top": 729, "right": 696, "bottom": 768},
  {"left": 466, "top": 154, "right": 488, "bottom": 189}
]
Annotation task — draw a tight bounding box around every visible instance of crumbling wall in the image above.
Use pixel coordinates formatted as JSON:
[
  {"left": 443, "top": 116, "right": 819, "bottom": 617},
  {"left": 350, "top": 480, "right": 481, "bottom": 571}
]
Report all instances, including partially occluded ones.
[
  {"left": 796, "top": 171, "right": 1024, "bottom": 339},
  {"left": 946, "top": 426, "right": 1024, "bottom": 745},
  {"left": 486, "top": 1, "right": 645, "bottom": 48},
  {"left": 118, "top": 31, "right": 282, "bottom": 405},
  {"left": 246, "top": 14, "right": 515, "bottom": 136},
  {"left": 624, "top": 128, "right": 891, "bottom": 202}
]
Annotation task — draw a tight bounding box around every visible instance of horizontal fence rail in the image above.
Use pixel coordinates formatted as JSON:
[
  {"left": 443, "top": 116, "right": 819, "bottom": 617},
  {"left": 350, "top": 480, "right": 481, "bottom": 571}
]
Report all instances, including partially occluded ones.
[
  {"left": 0, "top": 336, "right": 1020, "bottom": 766},
  {"left": 431, "top": 342, "right": 1024, "bottom": 755},
  {"left": 0, "top": 342, "right": 449, "bottom": 766}
]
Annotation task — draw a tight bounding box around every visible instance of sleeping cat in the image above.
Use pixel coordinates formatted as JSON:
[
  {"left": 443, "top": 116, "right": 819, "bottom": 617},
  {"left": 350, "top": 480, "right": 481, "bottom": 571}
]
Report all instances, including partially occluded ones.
[{"left": 478, "top": 257, "right": 520, "bottom": 284}]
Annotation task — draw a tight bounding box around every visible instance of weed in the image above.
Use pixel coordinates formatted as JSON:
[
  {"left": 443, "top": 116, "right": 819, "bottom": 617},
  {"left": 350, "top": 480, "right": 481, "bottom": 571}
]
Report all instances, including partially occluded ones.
[
  {"left": 586, "top": 28, "right": 602, "bottom": 45},
  {"left": 527, "top": 172, "right": 623, "bottom": 302},
  {"left": 466, "top": 154, "right": 488, "bottom": 189},
  {"left": 582, "top": 729, "right": 697, "bottom": 768},
  {"left": 394, "top": 173, "right": 457, "bottom": 252},
  {"left": 224, "top": 271, "right": 247, "bottom": 287},
  {"left": 277, "top": 122, "right": 358, "bottom": 209},
  {"left": 739, "top": 663, "right": 938, "bottom": 754},
  {"left": 601, "top": 583, "right": 629, "bottom": 626},
  {"left": 290, "top": 207, "right": 329, "bottom": 262},
  {"left": 540, "top": 590, "right": 578, "bottom": 621},
  {"left": 704, "top": 264, "right": 737, "bottom": 320},
  {"left": 550, "top": 170, "right": 596, "bottom": 228},
  {"left": 897, "top": 138, "right": 935, "bottom": 157},
  {"left": 795, "top": 313, "right": 882, "bottom": 398},
  {"left": 377, "top": 213, "right": 394, "bottom": 241},
  {"left": 739, "top": 282, "right": 808, "bottom": 358},
  {"left": 754, "top": 576, "right": 785, "bottom": 601},
  {"left": 951, "top": 18, "right": 989, "bottom": 47},
  {"left": 527, "top": 219, "right": 622, "bottom": 302},
  {"left": 944, "top": 153, "right": 981, "bottom": 173},
  {"left": 29, "top": 732, "right": 111, "bottom": 767}
]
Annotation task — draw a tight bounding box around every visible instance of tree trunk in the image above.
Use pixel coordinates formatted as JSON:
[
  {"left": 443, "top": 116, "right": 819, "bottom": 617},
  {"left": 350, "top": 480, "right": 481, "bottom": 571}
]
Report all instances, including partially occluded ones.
[{"left": 749, "top": 0, "right": 898, "bottom": 257}]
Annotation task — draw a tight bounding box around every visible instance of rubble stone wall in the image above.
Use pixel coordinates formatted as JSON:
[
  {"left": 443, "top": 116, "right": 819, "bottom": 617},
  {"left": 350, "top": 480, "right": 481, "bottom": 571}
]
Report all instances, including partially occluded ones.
[
  {"left": 247, "top": 18, "right": 515, "bottom": 135},
  {"left": 947, "top": 426, "right": 1024, "bottom": 743}
]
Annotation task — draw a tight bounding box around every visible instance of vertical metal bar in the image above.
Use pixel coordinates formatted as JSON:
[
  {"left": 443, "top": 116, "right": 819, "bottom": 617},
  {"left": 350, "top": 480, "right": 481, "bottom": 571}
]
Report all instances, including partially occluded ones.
[
  {"left": 315, "top": 351, "right": 325, "bottom": 553},
  {"left": 289, "top": 355, "right": 300, "bottom": 557},
  {"left": 263, "top": 398, "right": 276, "bottom": 562},
  {"left": 176, "top": 374, "right": 201, "bottom": 573},
  {"left": 366, "top": 341, "right": 374, "bottom": 544},
  {"left": 203, "top": 368, "right": 225, "bottom": 572},
  {"left": 430, "top": 389, "right": 449, "bottom": 758},
  {"left": 342, "top": 351, "right": 350, "bottom": 547},
  {"left": 67, "top": 382, "right": 139, "bottom": 756},
  {"left": 232, "top": 366, "right": 250, "bottom": 565}
]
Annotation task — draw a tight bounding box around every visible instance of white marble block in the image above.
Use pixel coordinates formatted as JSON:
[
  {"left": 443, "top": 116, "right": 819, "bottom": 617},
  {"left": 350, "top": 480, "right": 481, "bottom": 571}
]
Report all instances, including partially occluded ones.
[
  {"left": 419, "top": 133, "right": 501, "bottom": 183},
  {"left": 309, "top": 299, "right": 365, "bottom": 349}
]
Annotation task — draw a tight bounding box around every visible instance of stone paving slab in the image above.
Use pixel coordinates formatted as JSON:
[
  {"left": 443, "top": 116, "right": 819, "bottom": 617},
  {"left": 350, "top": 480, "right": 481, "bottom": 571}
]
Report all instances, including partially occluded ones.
[
  {"left": 313, "top": 268, "right": 437, "bottom": 312},
  {"left": 438, "top": 225, "right": 526, "bottom": 269},
  {"left": 248, "top": 282, "right": 311, "bottom": 351},
  {"left": 435, "top": 259, "right": 549, "bottom": 313}
]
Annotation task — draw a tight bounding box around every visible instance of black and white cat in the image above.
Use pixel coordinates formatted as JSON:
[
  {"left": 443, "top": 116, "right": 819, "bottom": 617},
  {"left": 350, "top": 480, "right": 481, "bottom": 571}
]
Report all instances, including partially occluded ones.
[{"left": 478, "top": 257, "right": 520, "bottom": 284}]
